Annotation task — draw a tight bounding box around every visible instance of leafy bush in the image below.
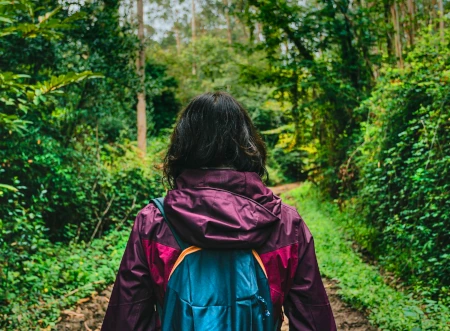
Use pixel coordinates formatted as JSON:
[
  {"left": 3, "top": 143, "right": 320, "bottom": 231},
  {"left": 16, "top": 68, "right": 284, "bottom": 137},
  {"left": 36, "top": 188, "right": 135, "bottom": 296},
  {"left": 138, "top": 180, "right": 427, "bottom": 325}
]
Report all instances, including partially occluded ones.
[
  {"left": 344, "top": 27, "right": 450, "bottom": 300},
  {"left": 0, "top": 3, "right": 171, "bottom": 328},
  {"left": 285, "top": 184, "right": 450, "bottom": 330},
  {"left": 146, "top": 61, "right": 180, "bottom": 134},
  {"left": 1, "top": 133, "right": 166, "bottom": 240},
  {"left": 1, "top": 222, "right": 130, "bottom": 329},
  {"left": 0, "top": 136, "right": 167, "bottom": 329}
]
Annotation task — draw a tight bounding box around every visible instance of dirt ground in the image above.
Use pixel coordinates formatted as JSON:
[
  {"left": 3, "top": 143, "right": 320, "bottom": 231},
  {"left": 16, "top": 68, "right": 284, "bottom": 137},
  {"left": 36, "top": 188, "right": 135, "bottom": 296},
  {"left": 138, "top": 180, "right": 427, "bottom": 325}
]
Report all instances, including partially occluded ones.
[
  {"left": 56, "top": 279, "right": 375, "bottom": 331},
  {"left": 56, "top": 182, "right": 376, "bottom": 330},
  {"left": 270, "top": 182, "right": 303, "bottom": 196}
]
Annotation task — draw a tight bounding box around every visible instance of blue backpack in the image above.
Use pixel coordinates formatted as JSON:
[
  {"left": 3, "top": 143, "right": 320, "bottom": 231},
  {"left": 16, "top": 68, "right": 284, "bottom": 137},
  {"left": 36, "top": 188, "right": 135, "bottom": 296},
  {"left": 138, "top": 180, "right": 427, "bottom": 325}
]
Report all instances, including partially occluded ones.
[{"left": 152, "top": 197, "right": 276, "bottom": 331}]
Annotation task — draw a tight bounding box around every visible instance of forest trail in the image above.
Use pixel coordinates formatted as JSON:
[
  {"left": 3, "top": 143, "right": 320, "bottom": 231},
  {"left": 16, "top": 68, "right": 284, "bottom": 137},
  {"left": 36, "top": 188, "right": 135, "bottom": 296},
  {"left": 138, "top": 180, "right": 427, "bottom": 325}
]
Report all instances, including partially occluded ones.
[{"left": 56, "top": 183, "right": 375, "bottom": 331}]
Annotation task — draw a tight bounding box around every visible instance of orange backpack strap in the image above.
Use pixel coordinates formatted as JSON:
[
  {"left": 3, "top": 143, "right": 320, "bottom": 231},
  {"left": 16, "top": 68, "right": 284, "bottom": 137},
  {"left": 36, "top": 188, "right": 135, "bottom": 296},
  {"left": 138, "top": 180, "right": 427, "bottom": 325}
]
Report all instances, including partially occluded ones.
[
  {"left": 252, "top": 250, "right": 268, "bottom": 278},
  {"left": 169, "top": 246, "right": 202, "bottom": 280}
]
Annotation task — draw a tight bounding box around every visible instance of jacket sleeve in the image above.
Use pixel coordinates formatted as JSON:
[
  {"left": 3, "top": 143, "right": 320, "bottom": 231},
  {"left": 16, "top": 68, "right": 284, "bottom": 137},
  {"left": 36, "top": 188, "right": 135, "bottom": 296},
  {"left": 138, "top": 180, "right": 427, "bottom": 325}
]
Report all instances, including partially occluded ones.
[
  {"left": 283, "top": 220, "right": 336, "bottom": 331},
  {"left": 101, "top": 211, "right": 159, "bottom": 331}
]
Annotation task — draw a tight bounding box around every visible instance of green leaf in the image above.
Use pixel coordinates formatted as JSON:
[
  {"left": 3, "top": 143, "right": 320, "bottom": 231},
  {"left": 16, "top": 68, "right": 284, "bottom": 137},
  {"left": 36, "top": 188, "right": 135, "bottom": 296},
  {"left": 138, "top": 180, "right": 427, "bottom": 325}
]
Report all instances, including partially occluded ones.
[{"left": 0, "top": 184, "right": 18, "bottom": 192}]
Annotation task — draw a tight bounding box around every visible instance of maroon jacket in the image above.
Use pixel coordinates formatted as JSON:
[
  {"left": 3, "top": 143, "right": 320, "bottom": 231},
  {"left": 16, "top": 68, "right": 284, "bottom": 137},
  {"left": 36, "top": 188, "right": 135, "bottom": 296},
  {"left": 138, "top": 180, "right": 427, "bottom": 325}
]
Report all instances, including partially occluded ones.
[{"left": 102, "top": 169, "right": 336, "bottom": 330}]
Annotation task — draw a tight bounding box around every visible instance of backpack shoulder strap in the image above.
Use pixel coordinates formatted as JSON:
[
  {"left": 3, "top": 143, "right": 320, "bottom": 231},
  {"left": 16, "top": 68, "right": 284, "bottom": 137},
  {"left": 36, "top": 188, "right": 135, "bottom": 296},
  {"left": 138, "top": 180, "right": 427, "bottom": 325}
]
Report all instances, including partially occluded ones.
[{"left": 151, "top": 197, "right": 189, "bottom": 250}]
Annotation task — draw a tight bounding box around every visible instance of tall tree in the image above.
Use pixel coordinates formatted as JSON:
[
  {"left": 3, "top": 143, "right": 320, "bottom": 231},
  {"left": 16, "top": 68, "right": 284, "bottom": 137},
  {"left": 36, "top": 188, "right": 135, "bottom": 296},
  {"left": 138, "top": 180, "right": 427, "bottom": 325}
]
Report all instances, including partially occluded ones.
[
  {"left": 391, "top": 2, "right": 403, "bottom": 68},
  {"left": 137, "top": 0, "right": 147, "bottom": 154},
  {"left": 223, "top": 0, "right": 232, "bottom": 44},
  {"left": 438, "top": 0, "right": 444, "bottom": 40},
  {"left": 238, "top": 0, "right": 380, "bottom": 195},
  {"left": 384, "top": 0, "right": 394, "bottom": 57},
  {"left": 174, "top": 9, "right": 182, "bottom": 55},
  {"left": 192, "top": 0, "right": 197, "bottom": 75},
  {"left": 407, "top": 0, "right": 415, "bottom": 46}
]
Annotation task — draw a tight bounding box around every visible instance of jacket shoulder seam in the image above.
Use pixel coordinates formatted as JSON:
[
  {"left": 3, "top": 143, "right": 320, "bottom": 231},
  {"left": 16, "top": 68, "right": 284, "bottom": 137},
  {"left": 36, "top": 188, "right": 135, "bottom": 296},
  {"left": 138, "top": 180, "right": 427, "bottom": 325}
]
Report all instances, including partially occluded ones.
[
  {"left": 281, "top": 202, "right": 298, "bottom": 213},
  {"left": 137, "top": 203, "right": 163, "bottom": 231}
]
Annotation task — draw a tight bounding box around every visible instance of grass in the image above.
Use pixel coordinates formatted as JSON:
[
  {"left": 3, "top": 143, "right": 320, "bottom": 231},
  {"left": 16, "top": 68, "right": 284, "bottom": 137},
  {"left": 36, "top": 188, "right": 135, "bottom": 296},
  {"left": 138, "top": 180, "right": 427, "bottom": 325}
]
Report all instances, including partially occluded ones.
[
  {"left": 282, "top": 183, "right": 449, "bottom": 331},
  {"left": 2, "top": 228, "right": 130, "bottom": 330}
]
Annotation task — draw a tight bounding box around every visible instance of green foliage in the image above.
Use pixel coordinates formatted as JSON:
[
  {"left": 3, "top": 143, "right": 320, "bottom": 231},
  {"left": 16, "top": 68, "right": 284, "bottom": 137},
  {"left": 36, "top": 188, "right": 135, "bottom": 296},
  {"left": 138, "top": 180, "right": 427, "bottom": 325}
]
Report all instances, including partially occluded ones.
[
  {"left": 152, "top": 35, "right": 308, "bottom": 185},
  {"left": 0, "top": 1, "right": 170, "bottom": 328},
  {"left": 266, "top": 147, "right": 307, "bottom": 185},
  {"left": 0, "top": 136, "right": 167, "bottom": 329},
  {"left": 1, "top": 134, "right": 167, "bottom": 239},
  {"left": 242, "top": 0, "right": 379, "bottom": 196},
  {"left": 146, "top": 60, "right": 180, "bottom": 134},
  {"left": 2, "top": 0, "right": 449, "bottom": 328},
  {"left": 343, "top": 26, "right": 450, "bottom": 300},
  {"left": 1, "top": 221, "right": 130, "bottom": 329},
  {"left": 0, "top": 2, "right": 84, "bottom": 39},
  {"left": 151, "top": 35, "right": 270, "bottom": 104},
  {"left": 284, "top": 184, "right": 450, "bottom": 330}
]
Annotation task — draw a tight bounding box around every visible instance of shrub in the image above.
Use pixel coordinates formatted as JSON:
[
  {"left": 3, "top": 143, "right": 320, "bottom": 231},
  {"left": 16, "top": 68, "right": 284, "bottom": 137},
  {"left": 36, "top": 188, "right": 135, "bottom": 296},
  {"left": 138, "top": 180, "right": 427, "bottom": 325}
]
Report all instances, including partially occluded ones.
[
  {"left": 347, "top": 26, "right": 450, "bottom": 300},
  {"left": 0, "top": 136, "right": 167, "bottom": 329},
  {"left": 285, "top": 184, "right": 450, "bottom": 330}
]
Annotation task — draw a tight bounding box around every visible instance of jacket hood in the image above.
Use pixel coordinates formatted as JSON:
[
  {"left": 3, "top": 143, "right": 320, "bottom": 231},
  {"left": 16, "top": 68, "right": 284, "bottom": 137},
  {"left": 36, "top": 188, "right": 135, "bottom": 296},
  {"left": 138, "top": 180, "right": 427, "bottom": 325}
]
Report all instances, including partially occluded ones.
[{"left": 164, "top": 169, "right": 282, "bottom": 249}]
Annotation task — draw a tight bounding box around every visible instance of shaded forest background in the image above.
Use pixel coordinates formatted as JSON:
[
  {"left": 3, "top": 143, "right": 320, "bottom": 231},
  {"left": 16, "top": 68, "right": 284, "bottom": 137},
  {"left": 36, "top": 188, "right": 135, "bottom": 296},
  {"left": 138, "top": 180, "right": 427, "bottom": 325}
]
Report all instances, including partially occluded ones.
[{"left": 1, "top": 0, "right": 449, "bottom": 329}]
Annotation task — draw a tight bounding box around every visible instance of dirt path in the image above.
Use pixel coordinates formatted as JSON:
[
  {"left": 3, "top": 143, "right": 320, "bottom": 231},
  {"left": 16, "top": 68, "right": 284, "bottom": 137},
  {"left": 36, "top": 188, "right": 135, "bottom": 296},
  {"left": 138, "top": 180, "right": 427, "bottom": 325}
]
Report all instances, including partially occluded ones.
[
  {"left": 270, "top": 182, "right": 303, "bottom": 196},
  {"left": 56, "top": 279, "right": 375, "bottom": 331},
  {"left": 56, "top": 183, "right": 375, "bottom": 330}
]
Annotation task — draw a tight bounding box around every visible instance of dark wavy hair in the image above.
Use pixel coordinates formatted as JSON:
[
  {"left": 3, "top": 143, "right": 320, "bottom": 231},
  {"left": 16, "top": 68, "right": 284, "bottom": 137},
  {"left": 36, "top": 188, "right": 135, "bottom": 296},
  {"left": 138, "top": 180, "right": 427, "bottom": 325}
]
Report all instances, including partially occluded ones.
[{"left": 163, "top": 91, "right": 268, "bottom": 188}]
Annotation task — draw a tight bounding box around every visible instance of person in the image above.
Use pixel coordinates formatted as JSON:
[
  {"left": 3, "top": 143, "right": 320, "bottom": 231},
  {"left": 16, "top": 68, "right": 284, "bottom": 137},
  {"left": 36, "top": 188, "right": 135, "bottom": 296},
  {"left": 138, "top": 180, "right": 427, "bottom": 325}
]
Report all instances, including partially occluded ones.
[{"left": 101, "top": 91, "right": 336, "bottom": 331}]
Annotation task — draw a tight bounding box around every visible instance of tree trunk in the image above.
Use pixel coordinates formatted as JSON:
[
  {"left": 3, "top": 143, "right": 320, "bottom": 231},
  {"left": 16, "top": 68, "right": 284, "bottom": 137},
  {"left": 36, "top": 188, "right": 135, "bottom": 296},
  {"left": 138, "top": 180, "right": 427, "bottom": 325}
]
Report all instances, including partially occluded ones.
[
  {"left": 384, "top": 0, "right": 394, "bottom": 58},
  {"left": 235, "top": 17, "right": 248, "bottom": 42},
  {"left": 174, "top": 24, "right": 181, "bottom": 55},
  {"left": 191, "top": 0, "right": 196, "bottom": 42},
  {"left": 256, "top": 23, "right": 264, "bottom": 42},
  {"left": 431, "top": 0, "right": 437, "bottom": 25},
  {"left": 191, "top": 0, "right": 197, "bottom": 75},
  {"left": 391, "top": 2, "right": 403, "bottom": 69},
  {"left": 406, "top": 0, "right": 415, "bottom": 46},
  {"left": 438, "top": 0, "right": 444, "bottom": 40},
  {"left": 223, "top": 0, "right": 232, "bottom": 44},
  {"left": 136, "top": 0, "right": 146, "bottom": 154}
]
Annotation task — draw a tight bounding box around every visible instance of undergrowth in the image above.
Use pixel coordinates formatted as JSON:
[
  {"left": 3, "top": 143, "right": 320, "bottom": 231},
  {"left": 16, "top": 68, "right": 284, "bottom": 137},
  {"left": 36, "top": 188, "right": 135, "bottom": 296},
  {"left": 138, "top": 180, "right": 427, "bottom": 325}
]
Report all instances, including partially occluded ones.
[
  {"left": 1, "top": 228, "right": 130, "bottom": 330},
  {"left": 4, "top": 181, "right": 449, "bottom": 330},
  {"left": 1, "top": 137, "right": 168, "bottom": 330},
  {"left": 283, "top": 183, "right": 450, "bottom": 331}
]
